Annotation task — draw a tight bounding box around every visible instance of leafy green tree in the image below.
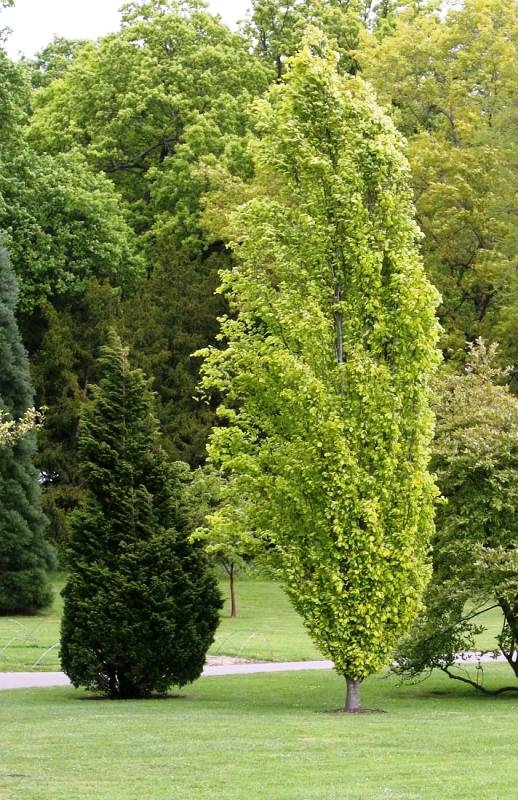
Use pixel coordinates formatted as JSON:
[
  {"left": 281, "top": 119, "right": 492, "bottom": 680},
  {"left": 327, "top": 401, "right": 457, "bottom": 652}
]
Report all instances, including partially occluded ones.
[
  {"left": 395, "top": 341, "right": 518, "bottom": 693},
  {"left": 0, "top": 141, "right": 144, "bottom": 553},
  {"left": 360, "top": 0, "right": 518, "bottom": 357},
  {"left": 28, "top": 1, "right": 268, "bottom": 465},
  {"left": 0, "top": 43, "right": 29, "bottom": 147},
  {"left": 244, "top": 0, "right": 308, "bottom": 80},
  {"left": 24, "top": 36, "right": 87, "bottom": 89},
  {"left": 29, "top": 1, "right": 268, "bottom": 239},
  {"left": 0, "top": 52, "right": 144, "bottom": 543},
  {"left": 0, "top": 148, "right": 143, "bottom": 315},
  {"left": 244, "top": 0, "right": 369, "bottom": 78},
  {"left": 187, "top": 465, "right": 257, "bottom": 618},
  {"left": 0, "top": 248, "right": 55, "bottom": 613},
  {"left": 61, "top": 331, "right": 222, "bottom": 698},
  {"left": 200, "top": 38, "right": 440, "bottom": 711}
]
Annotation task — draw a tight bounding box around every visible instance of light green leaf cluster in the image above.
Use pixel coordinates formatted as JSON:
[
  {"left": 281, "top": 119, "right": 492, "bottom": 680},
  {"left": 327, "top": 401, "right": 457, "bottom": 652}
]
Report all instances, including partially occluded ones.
[
  {"left": 200, "top": 38, "right": 440, "bottom": 682},
  {"left": 0, "top": 407, "right": 42, "bottom": 446},
  {"left": 186, "top": 464, "right": 257, "bottom": 567}
]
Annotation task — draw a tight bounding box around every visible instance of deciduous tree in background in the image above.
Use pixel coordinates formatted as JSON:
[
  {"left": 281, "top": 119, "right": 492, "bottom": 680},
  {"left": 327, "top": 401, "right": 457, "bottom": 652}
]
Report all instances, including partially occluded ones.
[
  {"left": 244, "top": 0, "right": 377, "bottom": 79},
  {"left": 28, "top": 0, "right": 269, "bottom": 467},
  {"left": 0, "top": 149, "right": 143, "bottom": 316},
  {"left": 187, "top": 465, "right": 258, "bottom": 619},
  {"left": 61, "top": 331, "right": 222, "bottom": 699},
  {"left": 0, "top": 38, "right": 145, "bottom": 554},
  {"left": 395, "top": 341, "right": 518, "bottom": 693},
  {"left": 200, "top": 38, "right": 440, "bottom": 711},
  {"left": 360, "top": 0, "right": 518, "bottom": 359}
]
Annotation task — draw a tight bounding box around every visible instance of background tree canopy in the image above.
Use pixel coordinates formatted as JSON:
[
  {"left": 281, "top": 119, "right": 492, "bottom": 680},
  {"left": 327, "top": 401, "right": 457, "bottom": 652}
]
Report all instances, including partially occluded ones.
[
  {"left": 395, "top": 341, "right": 518, "bottom": 692},
  {"left": 360, "top": 0, "right": 518, "bottom": 360}
]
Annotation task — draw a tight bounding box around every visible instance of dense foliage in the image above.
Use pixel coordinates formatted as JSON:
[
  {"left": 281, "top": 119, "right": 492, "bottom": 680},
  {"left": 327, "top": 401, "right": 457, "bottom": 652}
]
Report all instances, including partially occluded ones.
[
  {"left": 395, "top": 341, "right": 518, "bottom": 692},
  {"left": 61, "top": 332, "right": 222, "bottom": 698},
  {"left": 199, "top": 39, "right": 440, "bottom": 710},
  {"left": 0, "top": 248, "right": 54, "bottom": 613},
  {"left": 0, "top": 149, "right": 142, "bottom": 315},
  {"left": 360, "top": 0, "right": 518, "bottom": 359},
  {"left": 188, "top": 465, "right": 257, "bottom": 618},
  {"left": 0, "top": 0, "right": 514, "bottom": 552},
  {"left": 0, "top": 0, "right": 516, "bottom": 695},
  {"left": 27, "top": 0, "right": 269, "bottom": 468}
]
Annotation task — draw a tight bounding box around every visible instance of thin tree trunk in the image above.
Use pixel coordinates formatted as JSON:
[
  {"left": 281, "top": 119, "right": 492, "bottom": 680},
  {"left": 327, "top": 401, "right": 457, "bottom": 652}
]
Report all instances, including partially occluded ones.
[
  {"left": 334, "top": 282, "right": 344, "bottom": 366},
  {"left": 229, "top": 563, "right": 237, "bottom": 618},
  {"left": 498, "top": 596, "right": 518, "bottom": 678},
  {"left": 108, "top": 669, "right": 117, "bottom": 700},
  {"left": 275, "top": 55, "right": 283, "bottom": 82},
  {"left": 345, "top": 677, "right": 362, "bottom": 712},
  {"left": 225, "top": 561, "right": 237, "bottom": 618}
]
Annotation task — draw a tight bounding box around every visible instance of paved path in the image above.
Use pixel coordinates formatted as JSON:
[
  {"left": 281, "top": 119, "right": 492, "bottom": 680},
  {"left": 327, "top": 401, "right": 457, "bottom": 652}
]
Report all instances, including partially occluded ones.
[
  {"left": 0, "top": 672, "right": 71, "bottom": 690},
  {"left": 0, "top": 660, "right": 334, "bottom": 690},
  {"left": 0, "top": 651, "right": 508, "bottom": 691}
]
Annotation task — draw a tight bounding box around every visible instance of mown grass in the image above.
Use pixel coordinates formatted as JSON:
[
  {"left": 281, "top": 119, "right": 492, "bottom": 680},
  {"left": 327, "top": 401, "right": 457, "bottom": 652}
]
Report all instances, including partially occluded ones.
[
  {"left": 0, "top": 573, "right": 66, "bottom": 671},
  {"left": 211, "top": 574, "right": 322, "bottom": 661},
  {"left": 0, "top": 573, "right": 321, "bottom": 671},
  {"left": 1, "top": 666, "right": 517, "bottom": 800},
  {"left": 0, "top": 572, "right": 505, "bottom": 671}
]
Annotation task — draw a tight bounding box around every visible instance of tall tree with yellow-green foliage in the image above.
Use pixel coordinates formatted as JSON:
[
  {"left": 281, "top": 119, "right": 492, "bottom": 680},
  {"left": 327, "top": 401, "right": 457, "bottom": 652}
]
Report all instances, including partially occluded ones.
[{"left": 200, "top": 37, "right": 440, "bottom": 711}]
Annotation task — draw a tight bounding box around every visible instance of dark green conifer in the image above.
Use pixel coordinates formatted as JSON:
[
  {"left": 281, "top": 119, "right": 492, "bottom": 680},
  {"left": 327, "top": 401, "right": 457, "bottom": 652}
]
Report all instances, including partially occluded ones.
[
  {"left": 60, "top": 331, "right": 222, "bottom": 699},
  {"left": 0, "top": 247, "right": 54, "bottom": 613}
]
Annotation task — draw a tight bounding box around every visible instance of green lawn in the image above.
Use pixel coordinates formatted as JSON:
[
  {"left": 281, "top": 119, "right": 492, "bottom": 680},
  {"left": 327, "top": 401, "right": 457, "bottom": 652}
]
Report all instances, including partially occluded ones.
[
  {"left": 0, "top": 573, "right": 65, "bottom": 671},
  {"left": 0, "top": 572, "right": 506, "bottom": 671},
  {"left": 0, "top": 573, "right": 321, "bottom": 671},
  {"left": 211, "top": 575, "right": 322, "bottom": 662},
  {"left": 1, "top": 667, "right": 517, "bottom": 800}
]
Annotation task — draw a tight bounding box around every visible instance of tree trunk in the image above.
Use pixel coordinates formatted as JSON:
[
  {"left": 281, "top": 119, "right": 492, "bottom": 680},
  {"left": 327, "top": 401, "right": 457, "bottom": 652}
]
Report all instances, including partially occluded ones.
[
  {"left": 108, "top": 669, "right": 117, "bottom": 700},
  {"left": 275, "top": 55, "right": 283, "bottom": 83},
  {"left": 228, "top": 562, "right": 237, "bottom": 618},
  {"left": 498, "top": 596, "right": 518, "bottom": 678},
  {"left": 345, "top": 677, "right": 362, "bottom": 712}
]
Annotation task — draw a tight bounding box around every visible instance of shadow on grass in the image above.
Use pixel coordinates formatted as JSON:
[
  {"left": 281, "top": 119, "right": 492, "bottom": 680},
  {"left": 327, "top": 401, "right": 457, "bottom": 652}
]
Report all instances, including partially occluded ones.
[{"left": 77, "top": 693, "right": 195, "bottom": 701}]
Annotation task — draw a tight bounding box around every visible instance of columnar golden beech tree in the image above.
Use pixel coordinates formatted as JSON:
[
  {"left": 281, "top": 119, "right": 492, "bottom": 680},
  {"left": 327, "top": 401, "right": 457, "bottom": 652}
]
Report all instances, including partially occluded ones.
[{"left": 200, "top": 37, "right": 441, "bottom": 711}]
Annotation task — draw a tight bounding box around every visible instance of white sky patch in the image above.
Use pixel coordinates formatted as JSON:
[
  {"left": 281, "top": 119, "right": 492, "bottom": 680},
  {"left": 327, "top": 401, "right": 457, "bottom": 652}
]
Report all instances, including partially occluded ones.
[{"left": 2, "top": 0, "right": 251, "bottom": 59}]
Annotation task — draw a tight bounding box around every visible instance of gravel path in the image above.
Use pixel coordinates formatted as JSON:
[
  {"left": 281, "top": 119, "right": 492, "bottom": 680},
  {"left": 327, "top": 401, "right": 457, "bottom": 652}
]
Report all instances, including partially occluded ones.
[{"left": 0, "top": 651, "right": 509, "bottom": 691}]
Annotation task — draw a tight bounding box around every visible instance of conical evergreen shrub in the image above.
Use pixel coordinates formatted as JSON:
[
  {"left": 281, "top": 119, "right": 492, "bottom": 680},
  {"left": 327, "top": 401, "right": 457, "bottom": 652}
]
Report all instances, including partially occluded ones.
[
  {"left": 60, "top": 331, "right": 222, "bottom": 698},
  {"left": 0, "top": 247, "right": 54, "bottom": 613}
]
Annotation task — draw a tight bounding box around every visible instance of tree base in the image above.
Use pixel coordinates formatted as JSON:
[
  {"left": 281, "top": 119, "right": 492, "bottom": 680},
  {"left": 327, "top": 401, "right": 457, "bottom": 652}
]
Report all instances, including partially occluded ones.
[{"left": 327, "top": 706, "right": 386, "bottom": 714}]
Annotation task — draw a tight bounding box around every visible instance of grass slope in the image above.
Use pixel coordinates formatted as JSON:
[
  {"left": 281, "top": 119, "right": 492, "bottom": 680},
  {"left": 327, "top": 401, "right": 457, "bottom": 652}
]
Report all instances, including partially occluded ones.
[
  {"left": 0, "top": 574, "right": 322, "bottom": 671},
  {"left": 0, "top": 573, "right": 507, "bottom": 671},
  {"left": 0, "top": 667, "right": 517, "bottom": 800}
]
